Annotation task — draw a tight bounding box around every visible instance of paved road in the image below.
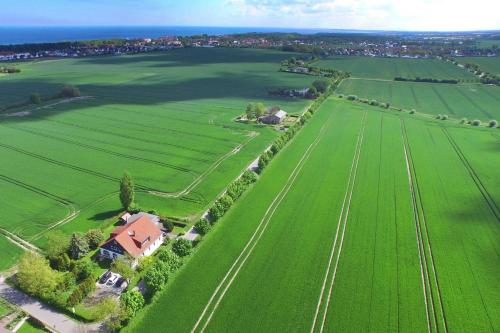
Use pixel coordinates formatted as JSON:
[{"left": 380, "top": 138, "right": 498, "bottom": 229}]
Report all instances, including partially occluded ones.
[{"left": 0, "top": 278, "right": 102, "bottom": 333}]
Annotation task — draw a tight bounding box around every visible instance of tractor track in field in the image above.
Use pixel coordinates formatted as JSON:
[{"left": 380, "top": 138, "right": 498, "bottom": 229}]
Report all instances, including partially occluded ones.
[
  {"left": 1, "top": 124, "right": 195, "bottom": 172},
  {"left": 441, "top": 127, "right": 500, "bottom": 222},
  {"left": 401, "top": 120, "right": 448, "bottom": 333},
  {"left": 310, "top": 111, "right": 367, "bottom": 333},
  {"left": 454, "top": 88, "right": 493, "bottom": 119},
  {"left": 191, "top": 117, "right": 333, "bottom": 333},
  {"left": 430, "top": 87, "right": 456, "bottom": 115}
]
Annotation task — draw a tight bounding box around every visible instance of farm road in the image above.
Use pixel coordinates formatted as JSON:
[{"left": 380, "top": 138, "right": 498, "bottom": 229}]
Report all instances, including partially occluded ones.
[{"left": 0, "top": 277, "right": 102, "bottom": 333}]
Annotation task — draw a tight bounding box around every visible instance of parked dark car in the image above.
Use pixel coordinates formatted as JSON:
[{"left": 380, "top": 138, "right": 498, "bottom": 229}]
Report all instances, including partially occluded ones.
[
  {"left": 99, "top": 271, "right": 111, "bottom": 284},
  {"left": 115, "top": 277, "right": 126, "bottom": 288}
]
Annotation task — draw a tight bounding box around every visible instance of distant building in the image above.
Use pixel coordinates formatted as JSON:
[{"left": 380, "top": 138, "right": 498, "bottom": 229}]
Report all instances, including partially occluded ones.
[
  {"left": 259, "top": 108, "right": 287, "bottom": 125},
  {"left": 99, "top": 214, "right": 164, "bottom": 262}
]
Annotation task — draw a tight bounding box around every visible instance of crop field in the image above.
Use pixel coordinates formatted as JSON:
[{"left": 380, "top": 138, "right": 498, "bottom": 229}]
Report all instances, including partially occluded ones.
[
  {"left": 126, "top": 98, "right": 499, "bottom": 332},
  {"left": 0, "top": 48, "right": 315, "bottom": 254},
  {"left": 461, "top": 57, "right": 500, "bottom": 75},
  {"left": 337, "top": 78, "right": 500, "bottom": 120},
  {"left": 315, "top": 56, "right": 476, "bottom": 80}
]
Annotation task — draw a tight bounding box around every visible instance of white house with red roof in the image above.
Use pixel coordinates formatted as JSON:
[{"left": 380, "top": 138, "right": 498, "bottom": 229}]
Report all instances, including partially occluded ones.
[{"left": 99, "top": 214, "right": 164, "bottom": 262}]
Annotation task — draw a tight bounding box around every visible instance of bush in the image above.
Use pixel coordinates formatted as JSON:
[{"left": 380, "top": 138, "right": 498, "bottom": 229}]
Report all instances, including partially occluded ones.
[
  {"left": 460, "top": 118, "right": 468, "bottom": 124},
  {"left": 346, "top": 95, "right": 358, "bottom": 101},
  {"left": 441, "top": 115, "right": 448, "bottom": 120},
  {"left": 157, "top": 248, "right": 183, "bottom": 271},
  {"left": 369, "top": 100, "right": 378, "bottom": 106},
  {"left": 144, "top": 262, "right": 169, "bottom": 295},
  {"left": 488, "top": 120, "right": 498, "bottom": 128},
  {"left": 60, "top": 85, "right": 81, "bottom": 98},
  {"left": 409, "top": 110, "right": 416, "bottom": 114},
  {"left": 241, "top": 170, "right": 257, "bottom": 185},
  {"left": 121, "top": 290, "right": 144, "bottom": 318},
  {"left": 436, "top": 114, "right": 442, "bottom": 119},
  {"left": 172, "top": 238, "right": 192, "bottom": 257},
  {"left": 85, "top": 229, "right": 104, "bottom": 250},
  {"left": 30, "top": 93, "right": 42, "bottom": 105},
  {"left": 209, "top": 194, "right": 233, "bottom": 221},
  {"left": 194, "top": 218, "right": 211, "bottom": 235},
  {"left": 471, "top": 119, "right": 481, "bottom": 126},
  {"left": 162, "top": 219, "right": 174, "bottom": 232}
]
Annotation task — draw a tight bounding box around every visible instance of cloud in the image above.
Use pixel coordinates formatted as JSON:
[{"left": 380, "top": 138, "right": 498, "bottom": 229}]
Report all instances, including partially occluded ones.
[{"left": 225, "top": 0, "right": 500, "bottom": 30}]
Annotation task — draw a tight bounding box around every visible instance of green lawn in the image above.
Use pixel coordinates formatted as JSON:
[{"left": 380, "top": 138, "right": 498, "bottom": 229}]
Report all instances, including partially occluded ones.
[
  {"left": 126, "top": 98, "right": 499, "bottom": 332},
  {"left": 315, "top": 56, "right": 475, "bottom": 80},
  {"left": 336, "top": 78, "right": 500, "bottom": 120},
  {"left": 0, "top": 47, "right": 316, "bottom": 252},
  {"left": 17, "top": 318, "right": 47, "bottom": 333},
  {"left": 0, "top": 235, "right": 24, "bottom": 271}
]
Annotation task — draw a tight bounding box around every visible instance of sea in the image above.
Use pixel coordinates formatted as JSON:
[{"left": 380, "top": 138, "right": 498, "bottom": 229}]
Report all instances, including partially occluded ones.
[{"left": 0, "top": 26, "right": 371, "bottom": 45}]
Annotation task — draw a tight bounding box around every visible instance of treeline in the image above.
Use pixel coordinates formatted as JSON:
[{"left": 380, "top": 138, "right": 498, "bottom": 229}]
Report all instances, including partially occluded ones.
[
  {"left": 459, "top": 61, "right": 500, "bottom": 85},
  {"left": 0, "top": 85, "right": 81, "bottom": 113},
  {"left": 0, "top": 66, "right": 21, "bottom": 74},
  {"left": 394, "top": 77, "right": 459, "bottom": 84}
]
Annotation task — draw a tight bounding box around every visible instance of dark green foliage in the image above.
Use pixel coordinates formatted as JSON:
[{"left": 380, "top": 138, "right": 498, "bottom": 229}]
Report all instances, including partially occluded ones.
[
  {"left": 347, "top": 95, "right": 358, "bottom": 101},
  {"left": 172, "top": 239, "right": 193, "bottom": 257},
  {"left": 156, "top": 248, "right": 183, "bottom": 272},
  {"left": 30, "top": 93, "right": 41, "bottom": 104},
  {"left": 121, "top": 290, "right": 145, "bottom": 318},
  {"left": 194, "top": 219, "right": 212, "bottom": 235},
  {"left": 59, "top": 85, "right": 81, "bottom": 98},
  {"left": 472, "top": 119, "right": 481, "bottom": 126},
  {"left": 144, "top": 261, "right": 170, "bottom": 295},
  {"left": 488, "top": 119, "right": 498, "bottom": 127},
  {"left": 54, "top": 253, "right": 72, "bottom": 271},
  {"left": 209, "top": 194, "right": 234, "bottom": 221},
  {"left": 162, "top": 219, "right": 174, "bottom": 232},
  {"left": 73, "top": 260, "right": 94, "bottom": 282},
  {"left": 312, "top": 79, "right": 330, "bottom": 93},
  {"left": 69, "top": 233, "right": 89, "bottom": 260},
  {"left": 85, "top": 229, "right": 104, "bottom": 250},
  {"left": 119, "top": 171, "right": 135, "bottom": 210}
]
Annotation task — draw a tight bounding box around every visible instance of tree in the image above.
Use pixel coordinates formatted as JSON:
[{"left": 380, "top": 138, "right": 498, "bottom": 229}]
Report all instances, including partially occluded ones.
[
  {"left": 120, "top": 290, "right": 145, "bottom": 318},
  {"left": 111, "top": 257, "right": 134, "bottom": 282},
  {"left": 194, "top": 219, "right": 211, "bottom": 235},
  {"left": 245, "top": 103, "right": 255, "bottom": 120},
  {"left": 119, "top": 171, "right": 135, "bottom": 210},
  {"left": 60, "top": 85, "right": 81, "bottom": 98},
  {"left": 69, "top": 233, "right": 89, "bottom": 260},
  {"left": 144, "top": 262, "right": 169, "bottom": 294},
  {"left": 30, "top": 93, "right": 41, "bottom": 104},
  {"left": 312, "top": 79, "right": 329, "bottom": 93},
  {"left": 45, "top": 231, "right": 70, "bottom": 260},
  {"left": 91, "top": 297, "right": 119, "bottom": 322},
  {"left": 157, "top": 248, "right": 183, "bottom": 272},
  {"left": 307, "top": 86, "right": 318, "bottom": 99},
  {"left": 54, "top": 253, "right": 72, "bottom": 271},
  {"left": 172, "top": 238, "right": 193, "bottom": 257},
  {"left": 85, "top": 229, "right": 104, "bottom": 250},
  {"left": 73, "top": 260, "right": 94, "bottom": 281},
  {"left": 17, "top": 253, "right": 59, "bottom": 297},
  {"left": 162, "top": 219, "right": 174, "bottom": 232},
  {"left": 254, "top": 103, "right": 265, "bottom": 118}
]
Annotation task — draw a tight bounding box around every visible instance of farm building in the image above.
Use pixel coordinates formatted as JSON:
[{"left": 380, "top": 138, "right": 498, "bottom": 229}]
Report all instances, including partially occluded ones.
[
  {"left": 99, "top": 214, "right": 164, "bottom": 262},
  {"left": 259, "top": 108, "right": 287, "bottom": 125}
]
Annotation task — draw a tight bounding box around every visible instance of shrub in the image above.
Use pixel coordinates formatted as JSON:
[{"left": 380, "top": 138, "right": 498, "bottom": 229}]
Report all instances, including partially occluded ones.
[
  {"left": 85, "top": 229, "right": 104, "bottom": 250},
  {"left": 172, "top": 238, "right": 192, "bottom": 257},
  {"left": 369, "top": 100, "right": 378, "bottom": 106},
  {"left": 60, "top": 85, "right": 81, "bottom": 98},
  {"left": 471, "top": 119, "right": 481, "bottom": 126},
  {"left": 121, "top": 290, "right": 145, "bottom": 318},
  {"left": 409, "top": 110, "right": 415, "bottom": 114},
  {"left": 346, "top": 95, "right": 358, "bottom": 101},
  {"left": 441, "top": 115, "right": 448, "bottom": 120},
  {"left": 436, "top": 114, "right": 442, "bottom": 119},
  {"left": 460, "top": 118, "right": 468, "bottom": 124},
  {"left": 157, "top": 248, "right": 183, "bottom": 272},
  {"left": 69, "top": 233, "right": 89, "bottom": 259},
  {"left": 488, "top": 120, "right": 498, "bottom": 128},
  {"left": 73, "top": 260, "right": 94, "bottom": 282},
  {"left": 162, "top": 219, "right": 174, "bottom": 232},
  {"left": 194, "top": 218, "right": 211, "bottom": 235},
  {"left": 241, "top": 170, "right": 257, "bottom": 185},
  {"left": 144, "top": 262, "right": 169, "bottom": 295},
  {"left": 30, "top": 93, "right": 42, "bottom": 105}
]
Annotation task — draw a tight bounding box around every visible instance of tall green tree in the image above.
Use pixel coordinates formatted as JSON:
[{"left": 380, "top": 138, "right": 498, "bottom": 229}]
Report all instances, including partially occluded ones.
[
  {"left": 17, "top": 253, "right": 59, "bottom": 297},
  {"left": 119, "top": 171, "right": 135, "bottom": 210},
  {"left": 69, "top": 233, "right": 89, "bottom": 259},
  {"left": 255, "top": 103, "right": 265, "bottom": 118}
]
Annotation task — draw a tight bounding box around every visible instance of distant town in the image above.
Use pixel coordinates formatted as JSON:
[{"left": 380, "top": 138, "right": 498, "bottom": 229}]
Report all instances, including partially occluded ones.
[{"left": 0, "top": 31, "right": 498, "bottom": 62}]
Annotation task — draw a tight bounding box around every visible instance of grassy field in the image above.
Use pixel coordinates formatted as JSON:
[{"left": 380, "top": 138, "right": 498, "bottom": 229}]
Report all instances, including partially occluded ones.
[
  {"left": 126, "top": 98, "right": 499, "bottom": 332},
  {"left": 315, "top": 56, "right": 475, "bottom": 80},
  {"left": 0, "top": 235, "right": 24, "bottom": 271},
  {"left": 0, "top": 48, "right": 315, "bottom": 260},
  {"left": 336, "top": 78, "right": 500, "bottom": 120},
  {"left": 461, "top": 57, "right": 500, "bottom": 75}
]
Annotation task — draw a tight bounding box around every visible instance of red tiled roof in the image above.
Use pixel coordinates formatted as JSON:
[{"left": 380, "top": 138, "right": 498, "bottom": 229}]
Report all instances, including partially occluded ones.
[{"left": 102, "top": 215, "right": 162, "bottom": 257}]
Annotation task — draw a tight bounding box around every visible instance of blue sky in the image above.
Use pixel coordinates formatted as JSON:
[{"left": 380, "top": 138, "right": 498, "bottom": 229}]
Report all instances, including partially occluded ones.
[{"left": 2, "top": 0, "right": 499, "bottom": 31}]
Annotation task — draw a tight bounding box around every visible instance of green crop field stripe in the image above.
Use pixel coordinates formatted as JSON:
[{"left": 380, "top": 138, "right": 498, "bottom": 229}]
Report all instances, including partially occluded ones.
[
  {"left": 192, "top": 115, "right": 334, "bottom": 333},
  {"left": 310, "top": 111, "right": 367, "bottom": 333},
  {"left": 481, "top": 87, "right": 500, "bottom": 103},
  {"left": 1, "top": 124, "right": 195, "bottom": 172},
  {"left": 0, "top": 174, "right": 73, "bottom": 205},
  {"left": 454, "top": 88, "right": 493, "bottom": 119},
  {"left": 441, "top": 128, "right": 500, "bottom": 221},
  {"left": 401, "top": 120, "right": 448, "bottom": 333},
  {"left": 430, "top": 86, "right": 455, "bottom": 115}
]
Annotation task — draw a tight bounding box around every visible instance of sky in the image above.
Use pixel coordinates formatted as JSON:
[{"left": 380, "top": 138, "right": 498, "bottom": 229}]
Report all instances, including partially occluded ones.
[{"left": 1, "top": 0, "right": 499, "bottom": 31}]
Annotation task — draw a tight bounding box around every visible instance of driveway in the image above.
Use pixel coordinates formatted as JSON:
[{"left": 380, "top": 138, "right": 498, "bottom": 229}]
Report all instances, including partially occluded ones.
[{"left": 0, "top": 278, "right": 102, "bottom": 333}]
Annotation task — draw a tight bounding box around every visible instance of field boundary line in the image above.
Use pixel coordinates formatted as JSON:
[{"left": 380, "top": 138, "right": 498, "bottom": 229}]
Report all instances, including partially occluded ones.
[
  {"left": 401, "top": 120, "right": 448, "bottom": 333},
  {"left": 0, "top": 229, "right": 41, "bottom": 253},
  {"left": 191, "top": 117, "right": 332, "bottom": 333},
  {"left": 441, "top": 127, "right": 500, "bottom": 222},
  {"left": 310, "top": 111, "right": 367, "bottom": 333}
]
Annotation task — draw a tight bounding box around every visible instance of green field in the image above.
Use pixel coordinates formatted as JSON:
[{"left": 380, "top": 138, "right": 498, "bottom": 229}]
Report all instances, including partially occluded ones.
[
  {"left": 126, "top": 98, "right": 499, "bottom": 332},
  {"left": 315, "top": 56, "right": 475, "bottom": 80},
  {"left": 337, "top": 78, "right": 500, "bottom": 120},
  {"left": 461, "top": 57, "right": 500, "bottom": 75},
  {"left": 0, "top": 48, "right": 315, "bottom": 259}
]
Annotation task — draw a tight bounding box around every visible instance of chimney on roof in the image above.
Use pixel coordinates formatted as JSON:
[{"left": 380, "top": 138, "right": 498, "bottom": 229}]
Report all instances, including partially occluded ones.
[{"left": 128, "top": 230, "right": 135, "bottom": 237}]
